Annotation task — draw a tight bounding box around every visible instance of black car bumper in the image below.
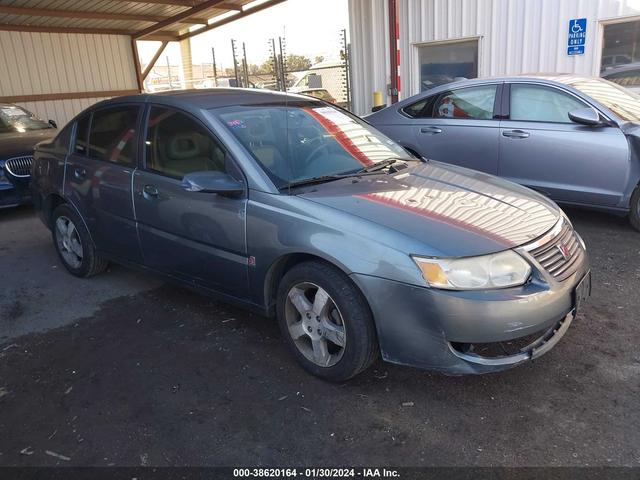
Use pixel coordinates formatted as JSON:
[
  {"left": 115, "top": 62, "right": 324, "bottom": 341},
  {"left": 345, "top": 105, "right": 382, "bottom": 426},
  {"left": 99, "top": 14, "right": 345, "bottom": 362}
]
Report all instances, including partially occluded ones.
[{"left": 0, "top": 182, "right": 30, "bottom": 208}]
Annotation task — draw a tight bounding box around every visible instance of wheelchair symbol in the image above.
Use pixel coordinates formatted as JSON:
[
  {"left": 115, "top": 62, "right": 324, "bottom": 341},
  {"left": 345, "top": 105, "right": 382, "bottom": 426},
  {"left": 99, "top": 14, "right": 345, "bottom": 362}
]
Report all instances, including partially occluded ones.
[{"left": 571, "top": 20, "right": 584, "bottom": 34}]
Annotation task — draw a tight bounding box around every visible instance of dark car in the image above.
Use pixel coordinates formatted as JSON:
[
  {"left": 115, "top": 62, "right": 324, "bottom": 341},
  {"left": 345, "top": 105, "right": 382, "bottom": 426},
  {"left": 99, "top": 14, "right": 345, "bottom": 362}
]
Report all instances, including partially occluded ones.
[
  {"left": 0, "top": 103, "right": 56, "bottom": 208},
  {"left": 31, "top": 89, "right": 590, "bottom": 381},
  {"left": 367, "top": 75, "right": 640, "bottom": 230}
]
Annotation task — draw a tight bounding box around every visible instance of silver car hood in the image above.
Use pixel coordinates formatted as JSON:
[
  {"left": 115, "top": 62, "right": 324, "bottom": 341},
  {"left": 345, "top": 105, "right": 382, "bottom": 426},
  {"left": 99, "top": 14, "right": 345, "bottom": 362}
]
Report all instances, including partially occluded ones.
[{"left": 297, "top": 161, "right": 561, "bottom": 257}]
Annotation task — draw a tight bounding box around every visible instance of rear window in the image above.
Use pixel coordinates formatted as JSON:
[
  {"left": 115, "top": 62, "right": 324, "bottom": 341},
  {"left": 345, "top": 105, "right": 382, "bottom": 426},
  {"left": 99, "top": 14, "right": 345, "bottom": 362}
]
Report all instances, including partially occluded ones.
[
  {"left": 74, "top": 114, "right": 90, "bottom": 155},
  {"left": 88, "top": 106, "right": 139, "bottom": 165}
]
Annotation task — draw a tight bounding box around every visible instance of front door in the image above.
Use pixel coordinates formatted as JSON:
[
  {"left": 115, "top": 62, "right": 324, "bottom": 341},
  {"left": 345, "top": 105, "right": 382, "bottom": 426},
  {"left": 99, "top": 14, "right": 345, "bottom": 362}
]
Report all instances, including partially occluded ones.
[
  {"left": 64, "top": 105, "right": 143, "bottom": 263},
  {"left": 412, "top": 83, "right": 501, "bottom": 174},
  {"left": 133, "top": 106, "right": 248, "bottom": 297},
  {"left": 499, "top": 83, "right": 629, "bottom": 206}
]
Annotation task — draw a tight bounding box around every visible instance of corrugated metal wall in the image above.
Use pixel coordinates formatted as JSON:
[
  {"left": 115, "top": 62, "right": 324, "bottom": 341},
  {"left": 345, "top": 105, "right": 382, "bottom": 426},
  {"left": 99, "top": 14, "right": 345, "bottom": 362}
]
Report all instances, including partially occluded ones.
[
  {"left": 0, "top": 31, "right": 138, "bottom": 126},
  {"left": 349, "top": 0, "right": 640, "bottom": 115},
  {"left": 349, "top": 0, "right": 391, "bottom": 116}
]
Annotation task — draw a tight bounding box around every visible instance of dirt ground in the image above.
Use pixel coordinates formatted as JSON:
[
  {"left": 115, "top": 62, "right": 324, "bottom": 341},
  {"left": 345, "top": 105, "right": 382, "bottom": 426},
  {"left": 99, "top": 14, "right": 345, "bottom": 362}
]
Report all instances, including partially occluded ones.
[{"left": 0, "top": 205, "right": 638, "bottom": 467}]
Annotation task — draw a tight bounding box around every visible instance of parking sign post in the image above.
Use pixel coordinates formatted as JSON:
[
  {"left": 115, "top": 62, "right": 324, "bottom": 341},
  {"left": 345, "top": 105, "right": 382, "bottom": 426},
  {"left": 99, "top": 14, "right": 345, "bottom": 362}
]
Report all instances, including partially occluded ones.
[{"left": 567, "top": 18, "right": 587, "bottom": 55}]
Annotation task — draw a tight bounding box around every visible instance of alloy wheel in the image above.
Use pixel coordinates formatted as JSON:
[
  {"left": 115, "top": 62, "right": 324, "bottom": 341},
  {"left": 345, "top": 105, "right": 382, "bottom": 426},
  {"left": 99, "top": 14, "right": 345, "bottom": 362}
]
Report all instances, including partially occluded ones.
[
  {"left": 284, "top": 282, "right": 346, "bottom": 367},
  {"left": 55, "top": 216, "right": 84, "bottom": 269}
]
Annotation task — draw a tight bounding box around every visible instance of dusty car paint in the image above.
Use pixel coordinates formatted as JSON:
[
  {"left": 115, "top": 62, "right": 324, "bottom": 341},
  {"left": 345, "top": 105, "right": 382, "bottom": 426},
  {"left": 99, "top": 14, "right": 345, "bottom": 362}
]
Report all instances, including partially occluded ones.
[
  {"left": 32, "top": 89, "right": 589, "bottom": 374},
  {"left": 367, "top": 75, "right": 640, "bottom": 215}
]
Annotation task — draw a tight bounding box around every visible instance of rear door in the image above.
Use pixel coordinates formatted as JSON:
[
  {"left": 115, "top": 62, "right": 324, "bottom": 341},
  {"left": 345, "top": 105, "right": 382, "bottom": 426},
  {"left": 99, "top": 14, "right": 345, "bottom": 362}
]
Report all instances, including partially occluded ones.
[
  {"left": 64, "top": 105, "right": 143, "bottom": 263},
  {"left": 133, "top": 105, "right": 248, "bottom": 297},
  {"left": 409, "top": 83, "right": 502, "bottom": 174},
  {"left": 498, "top": 83, "right": 629, "bottom": 206}
]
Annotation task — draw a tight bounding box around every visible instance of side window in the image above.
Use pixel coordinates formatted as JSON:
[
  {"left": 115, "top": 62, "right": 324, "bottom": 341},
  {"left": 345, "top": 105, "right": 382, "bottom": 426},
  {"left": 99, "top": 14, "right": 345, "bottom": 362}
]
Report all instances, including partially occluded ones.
[
  {"left": 145, "top": 107, "right": 226, "bottom": 179},
  {"left": 402, "top": 99, "right": 429, "bottom": 118},
  {"left": 433, "top": 85, "right": 497, "bottom": 120},
  {"left": 54, "top": 122, "right": 73, "bottom": 153},
  {"left": 74, "top": 113, "right": 90, "bottom": 155},
  {"left": 510, "top": 84, "right": 587, "bottom": 123},
  {"left": 88, "top": 106, "right": 139, "bottom": 165}
]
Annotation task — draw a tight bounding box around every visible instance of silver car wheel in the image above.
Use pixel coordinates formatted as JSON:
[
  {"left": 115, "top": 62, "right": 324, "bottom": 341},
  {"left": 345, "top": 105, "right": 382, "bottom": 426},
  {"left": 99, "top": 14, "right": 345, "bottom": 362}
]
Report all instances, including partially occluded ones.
[
  {"left": 55, "top": 216, "right": 83, "bottom": 269},
  {"left": 284, "top": 282, "right": 346, "bottom": 367}
]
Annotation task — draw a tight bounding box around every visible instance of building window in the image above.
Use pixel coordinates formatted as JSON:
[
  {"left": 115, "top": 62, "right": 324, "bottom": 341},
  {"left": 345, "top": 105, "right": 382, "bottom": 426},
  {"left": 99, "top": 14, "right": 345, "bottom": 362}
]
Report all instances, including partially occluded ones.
[
  {"left": 417, "top": 40, "right": 478, "bottom": 92},
  {"left": 600, "top": 20, "right": 640, "bottom": 92}
]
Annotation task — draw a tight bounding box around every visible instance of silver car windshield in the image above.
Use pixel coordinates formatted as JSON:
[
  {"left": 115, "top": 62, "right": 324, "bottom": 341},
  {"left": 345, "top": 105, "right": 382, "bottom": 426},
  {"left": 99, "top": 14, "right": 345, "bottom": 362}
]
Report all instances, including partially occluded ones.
[
  {"left": 215, "top": 102, "right": 410, "bottom": 188},
  {"left": 0, "top": 104, "right": 52, "bottom": 133},
  {"left": 567, "top": 77, "right": 640, "bottom": 122}
]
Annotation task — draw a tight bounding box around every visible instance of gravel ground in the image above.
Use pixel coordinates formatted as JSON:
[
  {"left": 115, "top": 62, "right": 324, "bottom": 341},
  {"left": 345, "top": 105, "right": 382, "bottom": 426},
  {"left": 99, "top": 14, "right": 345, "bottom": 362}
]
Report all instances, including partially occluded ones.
[{"left": 0, "top": 205, "right": 638, "bottom": 467}]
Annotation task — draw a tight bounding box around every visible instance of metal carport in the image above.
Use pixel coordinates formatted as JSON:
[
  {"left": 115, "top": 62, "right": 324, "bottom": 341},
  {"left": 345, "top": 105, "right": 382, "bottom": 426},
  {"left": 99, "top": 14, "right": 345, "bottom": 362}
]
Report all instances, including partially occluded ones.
[{"left": 0, "top": 0, "right": 284, "bottom": 126}]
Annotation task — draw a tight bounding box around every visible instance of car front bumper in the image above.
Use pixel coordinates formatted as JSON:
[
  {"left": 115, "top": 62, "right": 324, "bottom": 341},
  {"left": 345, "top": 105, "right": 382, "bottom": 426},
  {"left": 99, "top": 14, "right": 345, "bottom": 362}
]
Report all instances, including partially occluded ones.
[
  {"left": 0, "top": 182, "right": 30, "bottom": 208},
  {"left": 350, "top": 260, "right": 590, "bottom": 375}
]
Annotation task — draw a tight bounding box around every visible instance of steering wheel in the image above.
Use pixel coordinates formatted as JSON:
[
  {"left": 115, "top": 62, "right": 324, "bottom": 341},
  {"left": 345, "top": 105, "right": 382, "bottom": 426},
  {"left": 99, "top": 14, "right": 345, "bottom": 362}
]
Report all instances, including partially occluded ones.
[{"left": 303, "top": 142, "right": 331, "bottom": 169}]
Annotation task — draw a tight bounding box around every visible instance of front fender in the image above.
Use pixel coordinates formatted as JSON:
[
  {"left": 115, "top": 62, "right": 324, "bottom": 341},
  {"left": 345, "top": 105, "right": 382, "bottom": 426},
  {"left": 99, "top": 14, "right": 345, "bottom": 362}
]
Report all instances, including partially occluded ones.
[{"left": 246, "top": 190, "right": 427, "bottom": 307}]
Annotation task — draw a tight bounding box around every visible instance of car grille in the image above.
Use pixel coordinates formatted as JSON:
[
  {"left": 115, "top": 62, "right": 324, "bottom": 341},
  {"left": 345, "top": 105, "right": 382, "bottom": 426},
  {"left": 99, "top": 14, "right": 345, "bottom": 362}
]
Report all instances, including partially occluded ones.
[
  {"left": 4, "top": 155, "right": 33, "bottom": 178},
  {"left": 525, "top": 219, "right": 585, "bottom": 282}
]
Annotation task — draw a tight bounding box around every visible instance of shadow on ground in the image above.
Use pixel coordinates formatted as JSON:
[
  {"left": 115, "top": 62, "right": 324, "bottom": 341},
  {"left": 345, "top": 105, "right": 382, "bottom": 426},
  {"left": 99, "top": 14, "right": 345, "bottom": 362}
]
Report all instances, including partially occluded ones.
[{"left": 0, "top": 207, "right": 638, "bottom": 467}]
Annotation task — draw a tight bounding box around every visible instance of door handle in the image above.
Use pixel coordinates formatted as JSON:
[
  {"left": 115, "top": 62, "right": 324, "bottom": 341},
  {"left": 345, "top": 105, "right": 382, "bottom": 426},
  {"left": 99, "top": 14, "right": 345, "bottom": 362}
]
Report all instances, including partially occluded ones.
[
  {"left": 74, "top": 167, "right": 86, "bottom": 179},
  {"left": 143, "top": 184, "right": 159, "bottom": 199},
  {"left": 502, "top": 129, "right": 530, "bottom": 139},
  {"left": 420, "top": 126, "right": 443, "bottom": 134}
]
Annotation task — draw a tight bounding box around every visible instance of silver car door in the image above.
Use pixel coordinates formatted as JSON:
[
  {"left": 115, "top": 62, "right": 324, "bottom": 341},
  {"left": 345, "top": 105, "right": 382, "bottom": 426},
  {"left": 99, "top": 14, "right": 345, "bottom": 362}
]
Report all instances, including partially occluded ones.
[
  {"left": 410, "top": 83, "right": 502, "bottom": 174},
  {"left": 499, "top": 82, "right": 629, "bottom": 206}
]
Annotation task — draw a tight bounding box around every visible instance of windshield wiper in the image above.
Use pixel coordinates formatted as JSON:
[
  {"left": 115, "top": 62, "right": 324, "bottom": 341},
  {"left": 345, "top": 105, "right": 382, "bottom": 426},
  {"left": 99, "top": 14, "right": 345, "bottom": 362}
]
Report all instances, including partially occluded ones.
[
  {"left": 282, "top": 174, "right": 354, "bottom": 189},
  {"left": 282, "top": 170, "right": 384, "bottom": 190},
  {"left": 356, "top": 158, "right": 399, "bottom": 173}
]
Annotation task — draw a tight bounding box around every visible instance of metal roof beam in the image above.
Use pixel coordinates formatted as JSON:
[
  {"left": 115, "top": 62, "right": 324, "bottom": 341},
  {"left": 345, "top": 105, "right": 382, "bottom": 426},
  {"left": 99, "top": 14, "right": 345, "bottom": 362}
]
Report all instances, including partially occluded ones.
[
  {"left": 110, "top": 0, "right": 241, "bottom": 8},
  {"left": 0, "top": 23, "right": 178, "bottom": 40},
  {"left": 0, "top": 6, "right": 209, "bottom": 25},
  {"left": 133, "top": 0, "right": 232, "bottom": 39},
  {"left": 178, "top": 0, "right": 286, "bottom": 41}
]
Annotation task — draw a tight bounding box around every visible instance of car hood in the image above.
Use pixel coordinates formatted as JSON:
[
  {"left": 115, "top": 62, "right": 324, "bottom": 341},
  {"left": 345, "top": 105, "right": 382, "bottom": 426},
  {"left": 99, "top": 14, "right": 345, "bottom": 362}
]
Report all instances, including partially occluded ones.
[
  {"left": 297, "top": 161, "right": 561, "bottom": 257},
  {"left": 0, "top": 129, "right": 56, "bottom": 159}
]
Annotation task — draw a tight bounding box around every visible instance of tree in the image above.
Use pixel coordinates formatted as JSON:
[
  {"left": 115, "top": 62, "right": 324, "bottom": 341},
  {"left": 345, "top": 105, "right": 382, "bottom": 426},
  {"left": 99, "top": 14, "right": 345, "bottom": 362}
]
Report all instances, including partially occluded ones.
[
  {"left": 286, "top": 54, "right": 312, "bottom": 72},
  {"left": 314, "top": 55, "right": 325, "bottom": 64}
]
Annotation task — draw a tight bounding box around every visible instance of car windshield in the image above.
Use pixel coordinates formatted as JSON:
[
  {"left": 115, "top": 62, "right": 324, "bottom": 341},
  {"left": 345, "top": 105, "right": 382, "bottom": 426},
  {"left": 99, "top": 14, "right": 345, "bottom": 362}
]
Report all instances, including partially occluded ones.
[
  {"left": 567, "top": 77, "right": 640, "bottom": 122},
  {"left": 0, "top": 104, "right": 52, "bottom": 133},
  {"left": 215, "top": 101, "right": 411, "bottom": 189}
]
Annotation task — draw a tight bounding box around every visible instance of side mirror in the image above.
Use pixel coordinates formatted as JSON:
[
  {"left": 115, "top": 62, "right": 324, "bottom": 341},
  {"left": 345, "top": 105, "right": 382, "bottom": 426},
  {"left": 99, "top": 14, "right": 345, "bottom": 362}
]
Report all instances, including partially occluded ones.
[
  {"left": 181, "top": 171, "right": 244, "bottom": 196},
  {"left": 568, "top": 107, "right": 603, "bottom": 126},
  {"left": 48, "top": 119, "right": 57, "bottom": 129}
]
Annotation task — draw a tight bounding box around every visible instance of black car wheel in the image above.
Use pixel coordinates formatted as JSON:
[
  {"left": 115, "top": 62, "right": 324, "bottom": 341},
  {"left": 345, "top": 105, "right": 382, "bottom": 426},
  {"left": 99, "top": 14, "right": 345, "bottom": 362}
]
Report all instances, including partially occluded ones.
[
  {"left": 276, "top": 261, "right": 378, "bottom": 382},
  {"left": 52, "top": 204, "right": 108, "bottom": 277},
  {"left": 630, "top": 186, "right": 640, "bottom": 232}
]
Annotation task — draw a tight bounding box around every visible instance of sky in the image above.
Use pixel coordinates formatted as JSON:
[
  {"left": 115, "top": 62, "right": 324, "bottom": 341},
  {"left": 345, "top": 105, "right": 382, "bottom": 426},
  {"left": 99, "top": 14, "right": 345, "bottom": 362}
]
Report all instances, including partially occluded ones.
[{"left": 137, "top": 0, "right": 349, "bottom": 70}]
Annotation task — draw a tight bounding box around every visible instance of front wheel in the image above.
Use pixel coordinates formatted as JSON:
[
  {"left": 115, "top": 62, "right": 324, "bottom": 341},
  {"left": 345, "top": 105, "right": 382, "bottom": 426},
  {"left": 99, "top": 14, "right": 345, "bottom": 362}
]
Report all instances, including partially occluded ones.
[
  {"left": 276, "top": 261, "right": 378, "bottom": 382},
  {"left": 52, "top": 204, "right": 108, "bottom": 277},
  {"left": 630, "top": 186, "right": 640, "bottom": 232}
]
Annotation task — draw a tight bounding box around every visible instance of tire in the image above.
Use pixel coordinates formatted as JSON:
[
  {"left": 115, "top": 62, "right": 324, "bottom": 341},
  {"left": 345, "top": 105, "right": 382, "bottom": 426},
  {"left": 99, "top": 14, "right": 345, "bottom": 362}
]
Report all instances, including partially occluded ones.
[
  {"left": 629, "top": 186, "right": 640, "bottom": 232},
  {"left": 276, "top": 260, "right": 378, "bottom": 382},
  {"left": 51, "top": 204, "right": 108, "bottom": 278}
]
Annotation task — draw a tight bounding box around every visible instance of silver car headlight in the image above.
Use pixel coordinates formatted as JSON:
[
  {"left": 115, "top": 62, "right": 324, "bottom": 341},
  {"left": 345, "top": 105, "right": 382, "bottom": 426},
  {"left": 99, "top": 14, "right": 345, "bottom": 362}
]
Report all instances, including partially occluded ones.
[{"left": 412, "top": 250, "right": 532, "bottom": 290}]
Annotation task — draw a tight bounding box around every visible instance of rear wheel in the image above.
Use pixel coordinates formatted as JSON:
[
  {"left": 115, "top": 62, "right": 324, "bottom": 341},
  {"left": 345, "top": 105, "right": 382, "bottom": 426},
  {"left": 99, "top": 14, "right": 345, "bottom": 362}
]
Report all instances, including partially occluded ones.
[
  {"left": 52, "top": 204, "right": 108, "bottom": 277},
  {"left": 630, "top": 186, "right": 640, "bottom": 232},
  {"left": 276, "top": 261, "right": 378, "bottom": 381}
]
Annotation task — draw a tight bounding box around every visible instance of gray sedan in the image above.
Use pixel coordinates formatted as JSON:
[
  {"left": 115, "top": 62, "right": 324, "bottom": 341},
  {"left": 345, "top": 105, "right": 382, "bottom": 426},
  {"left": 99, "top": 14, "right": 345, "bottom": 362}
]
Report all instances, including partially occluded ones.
[
  {"left": 31, "top": 89, "right": 589, "bottom": 381},
  {"left": 367, "top": 75, "right": 640, "bottom": 230}
]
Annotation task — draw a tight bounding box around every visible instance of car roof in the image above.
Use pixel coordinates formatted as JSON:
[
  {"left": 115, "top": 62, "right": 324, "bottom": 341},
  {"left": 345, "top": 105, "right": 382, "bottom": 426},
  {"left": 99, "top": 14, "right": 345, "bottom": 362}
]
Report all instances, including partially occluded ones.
[
  {"left": 426, "top": 73, "right": 609, "bottom": 89},
  {"left": 95, "top": 88, "right": 320, "bottom": 110}
]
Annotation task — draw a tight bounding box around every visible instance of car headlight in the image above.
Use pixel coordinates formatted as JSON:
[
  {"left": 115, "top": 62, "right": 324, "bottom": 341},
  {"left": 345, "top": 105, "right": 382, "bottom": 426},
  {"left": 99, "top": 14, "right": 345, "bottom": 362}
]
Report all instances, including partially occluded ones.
[{"left": 412, "top": 250, "right": 532, "bottom": 290}]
